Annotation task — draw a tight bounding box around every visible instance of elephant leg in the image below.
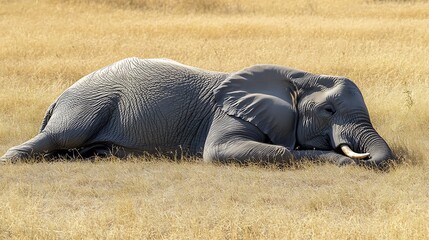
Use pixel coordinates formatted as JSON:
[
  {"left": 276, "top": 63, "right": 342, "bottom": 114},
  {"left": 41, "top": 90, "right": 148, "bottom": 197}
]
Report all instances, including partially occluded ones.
[
  {"left": 204, "top": 113, "right": 354, "bottom": 166},
  {"left": 205, "top": 139, "right": 354, "bottom": 167},
  {"left": 0, "top": 132, "right": 57, "bottom": 162},
  {"left": 1, "top": 99, "right": 116, "bottom": 162},
  {"left": 0, "top": 135, "right": 113, "bottom": 162},
  {"left": 203, "top": 113, "right": 293, "bottom": 165},
  {"left": 204, "top": 139, "right": 292, "bottom": 165}
]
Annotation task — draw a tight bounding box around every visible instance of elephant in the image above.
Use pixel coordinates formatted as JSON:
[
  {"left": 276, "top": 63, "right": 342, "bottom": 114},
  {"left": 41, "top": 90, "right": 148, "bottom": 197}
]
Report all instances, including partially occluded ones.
[{"left": 0, "top": 57, "right": 395, "bottom": 168}]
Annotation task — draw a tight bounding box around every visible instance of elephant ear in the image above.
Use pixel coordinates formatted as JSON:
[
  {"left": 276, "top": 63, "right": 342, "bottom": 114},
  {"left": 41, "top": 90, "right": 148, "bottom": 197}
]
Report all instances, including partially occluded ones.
[{"left": 214, "top": 65, "right": 300, "bottom": 148}]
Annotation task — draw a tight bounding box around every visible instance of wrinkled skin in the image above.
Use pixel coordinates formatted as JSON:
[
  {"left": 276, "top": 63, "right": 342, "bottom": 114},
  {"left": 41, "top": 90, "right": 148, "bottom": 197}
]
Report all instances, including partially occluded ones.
[{"left": 1, "top": 58, "right": 395, "bottom": 168}]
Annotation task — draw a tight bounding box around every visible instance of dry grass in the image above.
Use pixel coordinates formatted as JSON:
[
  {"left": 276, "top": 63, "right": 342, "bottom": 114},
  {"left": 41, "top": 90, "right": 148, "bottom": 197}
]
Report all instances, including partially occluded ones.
[
  {"left": 1, "top": 158, "right": 428, "bottom": 239},
  {"left": 0, "top": 0, "right": 428, "bottom": 238}
]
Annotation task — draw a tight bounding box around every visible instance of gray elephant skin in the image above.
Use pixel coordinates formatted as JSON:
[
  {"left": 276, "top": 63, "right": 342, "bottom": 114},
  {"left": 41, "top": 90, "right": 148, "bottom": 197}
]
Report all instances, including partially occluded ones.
[{"left": 1, "top": 58, "right": 395, "bottom": 168}]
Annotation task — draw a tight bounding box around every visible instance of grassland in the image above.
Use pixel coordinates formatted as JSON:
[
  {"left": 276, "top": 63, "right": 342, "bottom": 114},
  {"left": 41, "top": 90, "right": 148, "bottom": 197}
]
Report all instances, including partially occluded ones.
[{"left": 0, "top": 0, "right": 428, "bottom": 238}]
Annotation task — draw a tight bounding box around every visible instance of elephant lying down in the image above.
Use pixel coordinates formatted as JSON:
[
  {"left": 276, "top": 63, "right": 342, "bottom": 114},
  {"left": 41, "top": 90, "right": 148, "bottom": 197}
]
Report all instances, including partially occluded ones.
[{"left": 1, "top": 58, "right": 395, "bottom": 168}]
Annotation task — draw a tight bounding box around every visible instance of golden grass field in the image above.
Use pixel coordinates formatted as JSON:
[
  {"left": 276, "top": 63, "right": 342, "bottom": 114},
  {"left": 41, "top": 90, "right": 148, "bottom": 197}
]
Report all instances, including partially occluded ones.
[{"left": 0, "top": 0, "right": 428, "bottom": 238}]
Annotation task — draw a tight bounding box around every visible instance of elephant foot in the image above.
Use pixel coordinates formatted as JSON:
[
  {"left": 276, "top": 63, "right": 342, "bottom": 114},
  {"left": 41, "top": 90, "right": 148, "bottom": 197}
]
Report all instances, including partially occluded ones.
[
  {"left": 0, "top": 156, "right": 10, "bottom": 164},
  {"left": 0, "top": 149, "right": 31, "bottom": 164}
]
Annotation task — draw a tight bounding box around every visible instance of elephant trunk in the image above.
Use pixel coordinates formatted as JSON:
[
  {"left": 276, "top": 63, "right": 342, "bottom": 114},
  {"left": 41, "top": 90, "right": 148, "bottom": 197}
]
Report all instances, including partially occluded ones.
[
  {"left": 357, "top": 127, "right": 395, "bottom": 169},
  {"left": 332, "top": 122, "right": 395, "bottom": 169}
]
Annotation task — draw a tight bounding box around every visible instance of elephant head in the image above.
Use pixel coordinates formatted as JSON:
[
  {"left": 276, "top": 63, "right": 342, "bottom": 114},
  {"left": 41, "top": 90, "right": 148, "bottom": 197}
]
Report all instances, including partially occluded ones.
[
  {"left": 214, "top": 65, "right": 394, "bottom": 168},
  {"left": 293, "top": 72, "right": 394, "bottom": 168}
]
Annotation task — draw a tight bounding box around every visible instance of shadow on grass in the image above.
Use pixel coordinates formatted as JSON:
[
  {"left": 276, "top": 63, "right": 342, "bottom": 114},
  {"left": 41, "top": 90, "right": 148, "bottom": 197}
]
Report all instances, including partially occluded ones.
[
  {"left": 391, "top": 143, "right": 424, "bottom": 167},
  {"left": 4, "top": 144, "right": 419, "bottom": 173}
]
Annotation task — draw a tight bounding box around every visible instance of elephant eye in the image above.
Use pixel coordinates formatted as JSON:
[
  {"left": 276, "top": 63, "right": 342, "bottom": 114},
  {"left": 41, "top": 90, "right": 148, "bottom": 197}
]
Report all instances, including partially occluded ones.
[{"left": 324, "top": 106, "right": 335, "bottom": 115}]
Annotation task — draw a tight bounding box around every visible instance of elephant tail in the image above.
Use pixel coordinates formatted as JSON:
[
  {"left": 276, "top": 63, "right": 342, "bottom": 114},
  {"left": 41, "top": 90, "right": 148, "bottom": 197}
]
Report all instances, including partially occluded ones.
[{"left": 39, "top": 101, "right": 57, "bottom": 132}]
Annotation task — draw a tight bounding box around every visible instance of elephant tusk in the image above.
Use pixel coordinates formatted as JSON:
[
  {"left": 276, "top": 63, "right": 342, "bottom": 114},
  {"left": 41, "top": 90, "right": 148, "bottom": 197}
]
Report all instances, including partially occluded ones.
[{"left": 340, "top": 144, "right": 370, "bottom": 160}]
